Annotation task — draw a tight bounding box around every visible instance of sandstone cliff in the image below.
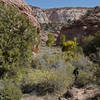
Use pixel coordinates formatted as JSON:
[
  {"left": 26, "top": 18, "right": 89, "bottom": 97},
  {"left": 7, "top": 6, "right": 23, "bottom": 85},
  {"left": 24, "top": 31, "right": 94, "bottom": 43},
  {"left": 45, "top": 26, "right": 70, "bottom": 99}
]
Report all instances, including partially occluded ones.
[
  {"left": 30, "top": 6, "right": 91, "bottom": 24},
  {"left": 29, "top": 5, "right": 100, "bottom": 43},
  {"left": 30, "top": 6, "right": 94, "bottom": 43},
  {"left": 60, "top": 7, "right": 100, "bottom": 41},
  {"left": 45, "top": 7, "right": 90, "bottom": 24},
  {"left": 30, "top": 6, "right": 49, "bottom": 24},
  {"left": 30, "top": 6, "right": 91, "bottom": 43},
  {"left": 0, "top": 0, "right": 40, "bottom": 28}
]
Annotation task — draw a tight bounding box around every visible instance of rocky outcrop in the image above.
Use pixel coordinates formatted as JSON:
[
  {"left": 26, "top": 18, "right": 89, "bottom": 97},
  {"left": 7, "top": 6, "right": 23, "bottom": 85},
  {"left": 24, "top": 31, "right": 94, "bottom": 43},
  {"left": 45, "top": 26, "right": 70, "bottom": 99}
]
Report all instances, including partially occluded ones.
[
  {"left": 21, "top": 84, "right": 100, "bottom": 100},
  {"left": 30, "top": 6, "right": 91, "bottom": 24},
  {"left": 61, "top": 84, "right": 100, "bottom": 100},
  {"left": 30, "top": 6, "right": 49, "bottom": 24},
  {"left": 29, "top": 5, "right": 100, "bottom": 43},
  {"left": 30, "top": 6, "right": 92, "bottom": 43},
  {"left": 45, "top": 7, "right": 90, "bottom": 24},
  {"left": 60, "top": 7, "right": 100, "bottom": 41},
  {"left": 0, "top": 0, "right": 40, "bottom": 28},
  {"left": 30, "top": 6, "right": 94, "bottom": 43}
]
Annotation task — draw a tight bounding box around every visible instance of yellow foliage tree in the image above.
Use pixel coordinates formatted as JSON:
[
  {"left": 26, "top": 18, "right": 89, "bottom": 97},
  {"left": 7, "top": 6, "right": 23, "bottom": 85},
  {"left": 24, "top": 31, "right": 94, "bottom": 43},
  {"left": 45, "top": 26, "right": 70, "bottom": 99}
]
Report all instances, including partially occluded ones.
[
  {"left": 62, "top": 38, "right": 78, "bottom": 61},
  {"left": 62, "top": 37, "right": 77, "bottom": 52}
]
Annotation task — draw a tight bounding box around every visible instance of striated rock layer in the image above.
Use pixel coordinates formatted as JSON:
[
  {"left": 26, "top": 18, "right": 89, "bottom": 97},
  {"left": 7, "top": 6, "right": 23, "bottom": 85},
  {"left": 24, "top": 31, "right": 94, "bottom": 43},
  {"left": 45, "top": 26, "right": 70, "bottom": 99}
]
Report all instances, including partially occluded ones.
[
  {"left": 30, "top": 6, "right": 49, "bottom": 24},
  {"left": 30, "top": 6, "right": 91, "bottom": 24},
  {"left": 0, "top": 0, "right": 40, "bottom": 28},
  {"left": 45, "top": 7, "right": 90, "bottom": 24}
]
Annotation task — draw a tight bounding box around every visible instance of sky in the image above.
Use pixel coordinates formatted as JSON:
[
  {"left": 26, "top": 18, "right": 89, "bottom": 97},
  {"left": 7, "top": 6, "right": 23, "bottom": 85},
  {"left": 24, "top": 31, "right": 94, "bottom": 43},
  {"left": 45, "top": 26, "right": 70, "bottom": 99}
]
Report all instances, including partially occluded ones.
[{"left": 25, "top": 0, "right": 100, "bottom": 9}]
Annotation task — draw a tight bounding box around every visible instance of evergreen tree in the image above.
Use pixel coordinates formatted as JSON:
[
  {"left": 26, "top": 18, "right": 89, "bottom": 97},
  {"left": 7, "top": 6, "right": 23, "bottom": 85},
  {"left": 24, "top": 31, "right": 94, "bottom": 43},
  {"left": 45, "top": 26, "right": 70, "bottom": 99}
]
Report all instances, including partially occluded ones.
[
  {"left": 60, "top": 34, "right": 66, "bottom": 46},
  {"left": 0, "top": 3, "right": 40, "bottom": 76},
  {"left": 46, "top": 33, "right": 55, "bottom": 47}
]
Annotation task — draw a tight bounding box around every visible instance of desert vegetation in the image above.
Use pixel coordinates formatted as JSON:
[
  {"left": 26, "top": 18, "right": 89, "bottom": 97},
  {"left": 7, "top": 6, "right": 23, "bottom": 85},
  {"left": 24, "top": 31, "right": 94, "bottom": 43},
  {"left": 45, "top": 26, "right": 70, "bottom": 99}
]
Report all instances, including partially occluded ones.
[{"left": 0, "top": 2, "right": 100, "bottom": 100}]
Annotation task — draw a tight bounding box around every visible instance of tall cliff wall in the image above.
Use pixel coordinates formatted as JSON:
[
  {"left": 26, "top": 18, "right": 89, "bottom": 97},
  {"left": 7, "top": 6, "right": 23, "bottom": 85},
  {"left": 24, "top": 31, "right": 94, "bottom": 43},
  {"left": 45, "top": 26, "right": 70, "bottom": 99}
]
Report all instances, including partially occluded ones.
[
  {"left": 30, "top": 6, "right": 49, "bottom": 24},
  {"left": 45, "top": 7, "right": 90, "bottom": 24},
  {"left": 60, "top": 7, "right": 100, "bottom": 41},
  {"left": 30, "top": 5, "right": 100, "bottom": 42},
  {"left": 31, "top": 6, "right": 91, "bottom": 24}
]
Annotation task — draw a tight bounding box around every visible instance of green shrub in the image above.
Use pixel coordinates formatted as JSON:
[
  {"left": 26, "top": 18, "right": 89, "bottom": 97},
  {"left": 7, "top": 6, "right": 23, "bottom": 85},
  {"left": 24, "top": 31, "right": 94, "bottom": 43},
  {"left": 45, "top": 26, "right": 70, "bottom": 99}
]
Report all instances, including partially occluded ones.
[
  {"left": 59, "top": 34, "right": 66, "bottom": 46},
  {"left": 0, "top": 81, "right": 22, "bottom": 100},
  {"left": 46, "top": 34, "right": 55, "bottom": 47},
  {"left": 82, "top": 31, "right": 100, "bottom": 65},
  {"left": 12, "top": 47, "right": 74, "bottom": 95},
  {"left": 1, "top": 47, "right": 73, "bottom": 95},
  {"left": 71, "top": 53, "right": 100, "bottom": 86},
  {"left": 29, "top": 48, "right": 74, "bottom": 95},
  {"left": 93, "top": 66, "right": 100, "bottom": 84},
  {"left": 17, "top": 68, "right": 73, "bottom": 95},
  {"left": 81, "top": 35, "right": 94, "bottom": 48},
  {"left": 86, "top": 10, "right": 92, "bottom": 16},
  {"left": 75, "top": 70, "right": 90, "bottom": 87},
  {"left": 71, "top": 54, "right": 93, "bottom": 71},
  {"left": 83, "top": 31, "right": 100, "bottom": 55},
  {"left": 0, "top": 3, "right": 40, "bottom": 77}
]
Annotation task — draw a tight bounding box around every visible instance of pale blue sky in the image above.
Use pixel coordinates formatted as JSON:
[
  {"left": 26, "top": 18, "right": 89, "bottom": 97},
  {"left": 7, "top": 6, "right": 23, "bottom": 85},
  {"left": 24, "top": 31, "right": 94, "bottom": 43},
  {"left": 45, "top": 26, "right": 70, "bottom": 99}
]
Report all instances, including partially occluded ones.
[{"left": 25, "top": 0, "right": 100, "bottom": 8}]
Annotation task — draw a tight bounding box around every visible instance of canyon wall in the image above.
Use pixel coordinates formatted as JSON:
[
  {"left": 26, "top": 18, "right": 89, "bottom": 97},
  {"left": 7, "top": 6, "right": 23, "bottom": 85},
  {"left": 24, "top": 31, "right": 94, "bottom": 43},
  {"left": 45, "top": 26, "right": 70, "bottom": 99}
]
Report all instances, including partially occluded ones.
[
  {"left": 31, "top": 6, "right": 91, "bottom": 24},
  {"left": 60, "top": 7, "right": 100, "bottom": 41},
  {"left": 30, "top": 6, "right": 49, "bottom": 24},
  {"left": 45, "top": 7, "right": 90, "bottom": 24},
  {"left": 31, "top": 6, "right": 100, "bottom": 42}
]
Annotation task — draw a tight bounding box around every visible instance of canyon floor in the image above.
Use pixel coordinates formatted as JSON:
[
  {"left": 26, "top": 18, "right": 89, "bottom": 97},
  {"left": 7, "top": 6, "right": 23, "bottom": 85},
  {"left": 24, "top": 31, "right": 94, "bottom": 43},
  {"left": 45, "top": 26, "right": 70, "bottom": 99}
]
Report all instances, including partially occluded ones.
[{"left": 21, "top": 46, "right": 100, "bottom": 100}]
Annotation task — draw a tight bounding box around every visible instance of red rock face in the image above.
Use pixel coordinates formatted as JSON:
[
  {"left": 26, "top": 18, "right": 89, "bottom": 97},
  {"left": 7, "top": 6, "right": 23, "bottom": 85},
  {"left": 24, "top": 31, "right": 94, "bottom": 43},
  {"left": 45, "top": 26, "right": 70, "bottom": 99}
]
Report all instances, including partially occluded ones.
[
  {"left": 0, "top": 0, "right": 40, "bottom": 28},
  {"left": 60, "top": 9, "right": 100, "bottom": 41}
]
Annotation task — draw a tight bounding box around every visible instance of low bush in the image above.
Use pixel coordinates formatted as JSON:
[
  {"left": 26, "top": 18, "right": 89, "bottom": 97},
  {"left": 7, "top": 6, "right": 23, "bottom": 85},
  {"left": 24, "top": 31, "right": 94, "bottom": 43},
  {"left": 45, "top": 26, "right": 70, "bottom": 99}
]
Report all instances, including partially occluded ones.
[
  {"left": 83, "top": 31, "right": 100, "bottom": 56},
  {"left": 31, "top": 47, "right": 65, "bottom": 69},
  {"left": 46, "top": 34, "right": 55, "bottom": 47},
  {"left": 93, "top": 66, "right": 100, "bottom": 84},
  {"left": 71, "top": 53, "right": 100, "bottom": 87},
  {"left": 0, "top": 81, "right": 22, "bottom": 100},
  {"left": 71, "top": 54, "right": 94, "bottom": 71},
  {"left": 75, "top": 70, "right": 90, "bottom": 87},
  {"left": 16, "top": 68, "right": 73, "bottom": 95},
  {"left": 59, "top": 34, "right": 66, "bottom": 46},
  {"left": 31, "top": 46, "right": 100, "bottom": 91}
]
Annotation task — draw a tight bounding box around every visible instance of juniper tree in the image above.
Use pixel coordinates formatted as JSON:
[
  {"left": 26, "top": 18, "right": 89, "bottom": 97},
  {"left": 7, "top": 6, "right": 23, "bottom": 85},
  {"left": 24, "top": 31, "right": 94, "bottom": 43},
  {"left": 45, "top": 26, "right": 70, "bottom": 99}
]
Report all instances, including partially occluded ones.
[{"left": 0, "top": 3, "right": 40, "bottom": 76}]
